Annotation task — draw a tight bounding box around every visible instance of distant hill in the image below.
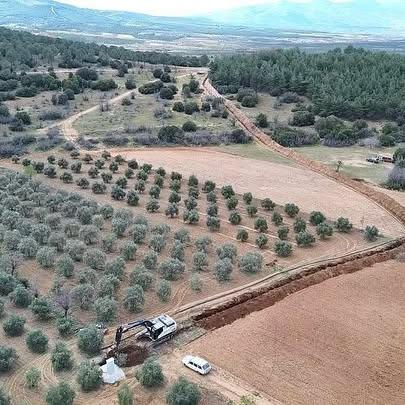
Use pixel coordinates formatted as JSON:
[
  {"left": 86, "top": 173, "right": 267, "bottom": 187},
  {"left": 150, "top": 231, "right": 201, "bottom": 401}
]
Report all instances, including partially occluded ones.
[
  {"left": 3, "top": 0, "right": 405, "bottom": 37},
  {"left": 206, "top": 0, "right": 405, "bottom": 34}
]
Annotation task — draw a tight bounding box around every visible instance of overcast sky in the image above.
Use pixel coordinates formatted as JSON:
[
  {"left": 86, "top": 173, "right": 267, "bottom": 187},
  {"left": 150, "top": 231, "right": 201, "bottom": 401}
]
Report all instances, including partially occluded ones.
[{"left": 56, "top": 0, "right": 350, "bottom": 16}]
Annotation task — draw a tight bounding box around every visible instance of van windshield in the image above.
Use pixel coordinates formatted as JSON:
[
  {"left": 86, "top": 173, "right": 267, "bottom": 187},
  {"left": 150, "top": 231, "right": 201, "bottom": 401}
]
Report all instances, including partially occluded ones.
[{"left": 202, "top": 363, "right": 210, "bottom": 370}]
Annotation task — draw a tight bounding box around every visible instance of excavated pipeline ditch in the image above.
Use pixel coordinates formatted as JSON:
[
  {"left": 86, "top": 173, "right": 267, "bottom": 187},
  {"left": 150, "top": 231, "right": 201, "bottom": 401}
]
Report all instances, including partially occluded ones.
[{"left": 193, "top": 237, "right": 405, "bottom": 331}]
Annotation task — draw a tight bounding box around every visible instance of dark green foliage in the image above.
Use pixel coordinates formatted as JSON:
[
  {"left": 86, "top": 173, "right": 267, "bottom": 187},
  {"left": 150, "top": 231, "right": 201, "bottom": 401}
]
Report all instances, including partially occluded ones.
[
  {"left": 77, "top": 361, "right": 102, "bottom": 392},
  {"left": 118, "top": 384, "right": 134, "bottom": 405},
  {"left": 229, "top": 211, "right": 241, "bottom": 225},
  {"left": 156, "top": 280, "right": 171, "bottom": 302},
  {"left": 183, "top": 209, "right": 199, "bottom": 224},
  {"left": 221, "top": 185, "right": 235, "bottom": 199},
  {"left": 334, "top": 217, "right": 353, "bottom": 233},
  {"left": 206, "top": 204, "right": 218, "bottom": 217},
  {"left": 272, "top": 212, "right": 283, "bottom": 226},
  {"left": 274, "top": 240, "right": 293, "bottom": 257},
  {"left": 158, "top": 125, "right": 184, "bottom": 144},
  {"left": 236, "top": 228, "right": 249, "bottom": 242},
  {"left": 289, "top": 110, "right": 315, "bottom": 126},
  {"left": 309, "top": 211, "right": 326, "bottom": 226},
  {"left": 30, "top": 297, "right": 53, "bottom": 320},
  {"left": 293, "top": 217, "right": 307, "bottom": 233},
  {"left": 159, "top": 259, "right": 185, "bottom": 281},
  {"left": 94, "top": 297, "right": 117, "bottom": 322},
  {"left": 202, "top": 180, "right": 216, "bottom": 193},
  {"left": 254, "top": 217, "right": 268, "bottom": 232},
  {"left": 137, "top": 359, "right": 164, "bottom": 388},
  {"left": 56, "top": 317, "right": 75, "bottom": 337},
  {"left": 214, "top": 258, "right": 233, "bottom": 282},
  {"left": 206, "top": 216, "right": 220, "bottom": 231},
  {"left": 284, "top": 203, "right": 299, "bottom": 218},
  {"left": 316, "top": 223, "right": 334, "bottom": 239},
  {"left": 255, "top": 233, "right": 268, "bottom": 249},
  {"left": 255, "top": 113, "right": 268, "bottom": 128},
  {"left": 9, "top": 285, "right": 32, "bottom": 308},
  {"left": 226, "top": 196, "right": 238, "bottom": 210},
  {"left": 216, "top": 243, "right": 237, "bottom": 262},
  {"left": 272, "top": 126, "right": 319, "bottom": 147},
  {"left": 277, "top": 226, "right": 289, "bottom": 240},
  {"left": 296, "top": 231, "right": 316, "bottom": 247},
  {"left": 239, "top": 252, "right": 263, "bottom": 273},
  {"left": 46, "top": 382, "right": 75, "bottom": 405},
  {"left": 261, "top": 198, "right": 275, "bottom": 211},
  {"left": 211, "top": 48, "right": 405, "bottom": 122},
  {"left": 166, "top": 377, "right": 201, "bottom": 405},
  {"left": 0, "top": 346, "right": 18, "bottom": 372},
  {"left": 26, "top": 330, "right": 48, "bottom": 353},
  {"left": 364, "top": 225, "right": 379, "bottom": 241},
  {"left": 182, "top": 121, "right": 197, "bottom": 132},
  {"left": 77, "top": 326, "right": 103, "bottom": 355},
  {"left": 3, "top": 314, "right": 26, "bottom": 336}
]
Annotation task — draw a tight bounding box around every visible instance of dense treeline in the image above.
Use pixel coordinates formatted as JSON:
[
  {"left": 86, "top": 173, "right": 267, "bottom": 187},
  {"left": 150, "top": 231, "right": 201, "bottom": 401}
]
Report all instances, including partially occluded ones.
[
  {"left": 0, "top": 28, "right": 209, "bottom": 71},
  {"left": 210, "top": 47, "right": 405, "bottom": 123}
]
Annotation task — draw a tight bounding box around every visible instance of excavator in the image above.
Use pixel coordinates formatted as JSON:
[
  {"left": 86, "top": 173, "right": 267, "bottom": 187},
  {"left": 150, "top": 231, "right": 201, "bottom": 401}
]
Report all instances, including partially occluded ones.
[{"left": 107, "top": 314, "right": 177, "bottom": 351}]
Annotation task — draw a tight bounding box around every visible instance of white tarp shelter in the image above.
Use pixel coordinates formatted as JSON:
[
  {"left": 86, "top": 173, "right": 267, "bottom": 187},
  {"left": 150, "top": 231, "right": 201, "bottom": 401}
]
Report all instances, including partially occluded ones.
[{"left": 101, "top": 357, "right": 125, "bottom": 384}]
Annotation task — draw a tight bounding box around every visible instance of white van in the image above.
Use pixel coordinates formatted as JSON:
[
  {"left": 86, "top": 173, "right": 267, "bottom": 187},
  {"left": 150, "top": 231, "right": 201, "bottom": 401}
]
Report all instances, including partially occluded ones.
[{"left": 182, "top": 355, "right": 212, "bottom": 375}]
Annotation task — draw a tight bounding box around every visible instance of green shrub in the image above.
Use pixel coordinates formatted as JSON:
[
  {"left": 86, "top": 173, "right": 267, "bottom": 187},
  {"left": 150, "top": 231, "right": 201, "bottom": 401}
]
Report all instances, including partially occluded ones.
[
  {"left": 284, "top": 203, "right": 299, "bottom": 218},
  {"left": 229, "top": 211, "right": 241, "bottom": 225},
  {"left": 51, "top": 342, "right": 74, "bottom": 371},
  {"left": 25, "top": 367, "right": 41, "bottom": 389},
  {"left": 255, "top": 234, "right": 268, "bottom": 249},
  {"left": 309, "top": 211, "right": 326, "bottom": 226},
  {"left": 254, "top": 217, "right": 268, "bottom": 232},
  {"left": 9, "top": 285, "right": 32, "bottom": 308},
  {"left": 296, "top": 231, "right": 316, "bottom": 247},
  {"left": 137, "top": 358, "right": 164, "bottom": 387},
  {"left": 236, "top": 228, "right": 249, "bottom": 242},
  {"left": 156, "top": 280, "right": 171, "bottom": 302},
  {"left": 77, "top": 326, "right": 103, "bottom": 355},
  {"left": 261, "top": 198, "right": 275, "bottom": 211},
  {"left": 118, "top": 384, "right": 133, "bottom": 405},
  {"left": 278, "top": 226, "right": 289, "bottom": 240},
  {"left": 334, "top": 217, "right": 353, "bottom": 233},
  {"left": 214, "top": 258, "right": 233, "bottom": 282},
  {"left": 45, "top": 382, "right": 75, "bottom": 405},
  {"left": 0, "top": 346, "right": 18, "bottom": 372},
  {"left": 123, "top": 286, "right": 145, "bottom": 312},
  {"left": 76, "top": 361, "right": 102, "bottom": 392},
  {"left": 26, "top": 330, "right": 48, "bottom": 353},
  {"left": 274, "top": 240, "right": 293, "bottom": 257},
  {"left": 30, "top": 297, "right": 53, "bottom": 320},
  {"left": 316, "top": 223, "right": 334, "bottom": 239},
  {"left": 364, "top": 225, "right": 379, "bottom": 241},
  {"left": 293, "top": 217, "right": 307, "bottom": 233},
  {"left": 166, "top": 377, "right": 201, "bottom": 405},
  {"left": 239, "top": 252, "right": 263, "bottom": 273}
]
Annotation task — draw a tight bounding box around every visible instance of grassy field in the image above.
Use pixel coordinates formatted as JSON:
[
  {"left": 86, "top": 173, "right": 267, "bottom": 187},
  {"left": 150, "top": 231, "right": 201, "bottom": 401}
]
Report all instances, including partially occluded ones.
[
  {"left": 213, "top": 143, "right": 296, "bottom": 166},
  {"left": 74, "top": 73, "right": 234, "bottom": 137},
  {"left": 294, "top": 144, "right": 402, "bottom": 184}
]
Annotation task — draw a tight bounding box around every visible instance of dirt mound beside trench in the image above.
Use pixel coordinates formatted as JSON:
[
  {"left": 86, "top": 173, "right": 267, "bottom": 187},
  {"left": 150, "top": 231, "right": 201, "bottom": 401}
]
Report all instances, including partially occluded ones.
[
  {"left": 194, "top": 237, "right": 405, "bottom": 330},
  {"left": 118, "top": 345, "right": 149, "bottom": 367}
]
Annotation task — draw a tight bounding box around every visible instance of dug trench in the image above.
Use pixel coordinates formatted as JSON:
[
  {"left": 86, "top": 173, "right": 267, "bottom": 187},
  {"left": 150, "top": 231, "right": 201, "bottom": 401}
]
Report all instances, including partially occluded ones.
[{"left": 192, "top": 237, "right": 405, "bottom": 331}]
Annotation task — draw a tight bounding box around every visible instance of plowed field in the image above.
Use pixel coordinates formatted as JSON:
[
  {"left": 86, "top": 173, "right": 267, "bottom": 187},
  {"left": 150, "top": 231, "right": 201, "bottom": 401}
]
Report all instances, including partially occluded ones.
[{"left": 189, "top": 259, "right": 405, "bottom": 405}]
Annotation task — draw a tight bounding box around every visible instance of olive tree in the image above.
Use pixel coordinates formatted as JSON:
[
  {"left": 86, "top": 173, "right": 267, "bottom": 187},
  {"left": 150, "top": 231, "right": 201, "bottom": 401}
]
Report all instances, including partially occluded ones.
[
  {"left": 216, "top": 243, "right": 237, "bottom": 262},
  {"left": 17, "top": 237, "right": 38, "bottom": 258},
  {"left": 214, "top": 258, "right": 233, "bottom": 282},
  {"left": 3, "top": 314, "right": 26, "bottom": 336},
  {"left": 137, "top": 359, "right": 164, "bottom": 387},
  {"left": 254, "top": 217, "right": 268, "bottom": 233},
  {"left": 166, "top": 378, "right": 201, "bottom": 405},
  {"left": 159, "top": 259, "right": 185, "bottom": 281},
  {"left": 364, "top": 225, "right": 379, "bottom": 241},
  {"left": 206, "top": 216, "right": 220, "bottom": 231},
  {"left": 0, "top": 346, "right": 18, "bottom": 372},
  {"left": 334, "top": 217, "right": 353, "bottom": 233},
  {"left": 156, "top": 280, "right": 171, "bottom": 302},
  {"left": 77, "top": 325, "right": 103, "bottom": 355},
  {"left": 51, "top": 342, "right": 74, "bottom": 371},
  {"left": 46, "top": 382, "right": 75, "bottom": 405},
  {"left": 71, "top": 284, "right": 95, "bottom": 310},
  {"left": 255, "top": 233, "right": 268, "bottom": 249},
  {"left": 94, "top": 297, "right": 117, "bottom": 322},
  {"left": 316, "top": 223, "right": 334, "bottom": 239},
  {"left": 26, "top": 330, "right": 49, "bottom": 353},
  {"left": 123, "top": 285, "right": 145, "bottom": 312},
  {"left": 309, "top": 211, "right": 326, "bottom": 226},
  {"left": 76, "top": 361, "right": 102, "bottom": 392},
  {"left": 284, "top": 203, "right": 299, "bottom": 218},
  {"left": 293, "top": 217, "right": 307, "bottom": 233},
  {"left": 239, "top": 252, "right": 263, "bottom": 274},
  {"left": 30, "top": 297, "right": 53, "bottom": 320},
  {"left": 9, "top": 286, "right": 32, "bottom": 308},
  {"left": 274, "top": 240, "right": 293, "bottom": 257},
  {"left": 296, "top": 231, "right": 316, "bottom": 247}
]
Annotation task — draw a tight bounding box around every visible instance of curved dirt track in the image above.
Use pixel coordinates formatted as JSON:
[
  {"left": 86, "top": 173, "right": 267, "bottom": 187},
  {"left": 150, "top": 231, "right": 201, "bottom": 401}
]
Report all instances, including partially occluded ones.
[{"left": 203, "top": 77, "right": 405, "bottom": 227}]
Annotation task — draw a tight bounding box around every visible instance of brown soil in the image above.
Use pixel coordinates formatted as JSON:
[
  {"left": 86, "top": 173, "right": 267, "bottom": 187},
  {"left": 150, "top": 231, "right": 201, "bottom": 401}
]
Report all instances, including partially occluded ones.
[
  {"left": 115, "top": 147, "right": 404, "bottom": 237},
  {"left": 194, "top": 238, "right": 404, "bottom": 330},
  {"left": 189, "top": 258, "right": 405, "bottom": 405},
  {"left": 118, "top": 344, "right": 149, "bottom": 367}
]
